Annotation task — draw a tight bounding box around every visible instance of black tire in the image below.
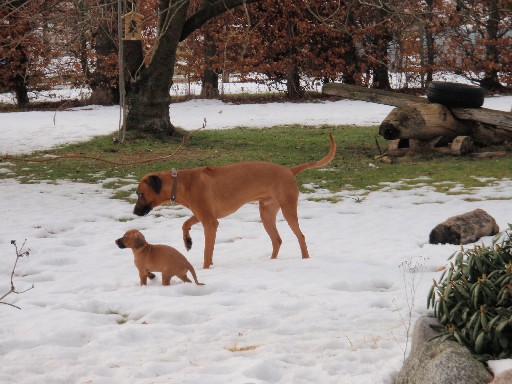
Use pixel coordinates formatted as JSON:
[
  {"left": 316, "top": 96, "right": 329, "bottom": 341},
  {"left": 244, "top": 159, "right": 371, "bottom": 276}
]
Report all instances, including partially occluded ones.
[{"left": 427, "top": 81, "right": 485, "bottom": 108}]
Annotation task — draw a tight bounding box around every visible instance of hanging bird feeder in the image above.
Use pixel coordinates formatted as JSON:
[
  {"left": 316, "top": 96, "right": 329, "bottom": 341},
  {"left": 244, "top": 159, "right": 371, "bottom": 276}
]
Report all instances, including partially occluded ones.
[{"left": 123, "top": 11, "right": 143, "bottom": 40}]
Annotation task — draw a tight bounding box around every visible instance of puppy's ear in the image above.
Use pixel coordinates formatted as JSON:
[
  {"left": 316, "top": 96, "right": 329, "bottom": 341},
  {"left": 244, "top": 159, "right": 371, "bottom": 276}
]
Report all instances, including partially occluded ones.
[
  {"left": 145, "top": 175, "right": 162, "bottom": 194},
  {"left": 134, "top": 232, "right": 146, "bottom": 248}
]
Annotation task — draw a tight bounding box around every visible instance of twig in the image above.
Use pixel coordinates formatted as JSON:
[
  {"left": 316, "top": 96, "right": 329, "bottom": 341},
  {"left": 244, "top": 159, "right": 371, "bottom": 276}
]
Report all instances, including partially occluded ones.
[
  {"left": 1, "top": 240, "right": 34, "bottom": 310},
  {"left": 340, "top": 195, "right": 367, "bottom": 203},
  {"left": 375, "top": 136, "right": 383, "bottom": 156},
  {"left": 393, "top": 257, "right": 427, "bottom": 361}
]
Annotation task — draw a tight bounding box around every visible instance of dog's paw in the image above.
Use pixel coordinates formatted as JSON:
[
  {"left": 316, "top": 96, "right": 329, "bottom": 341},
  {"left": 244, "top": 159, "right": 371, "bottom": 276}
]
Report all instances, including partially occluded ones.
[
  {"left": 147, "top": 272, "right": 156, "bottom": 279},
  {"left": 184, "top": 237, "right": 193, "bottom": 251}
]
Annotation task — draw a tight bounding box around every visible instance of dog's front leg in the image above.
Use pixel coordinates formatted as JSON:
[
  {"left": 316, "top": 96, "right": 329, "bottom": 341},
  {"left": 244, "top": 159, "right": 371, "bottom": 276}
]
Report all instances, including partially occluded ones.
[
  {"left": 202, "top": 218, "right": 219, "bottom": 269},
  {"left": 182, "top": 215, "right": 200, "bottom": 251}
]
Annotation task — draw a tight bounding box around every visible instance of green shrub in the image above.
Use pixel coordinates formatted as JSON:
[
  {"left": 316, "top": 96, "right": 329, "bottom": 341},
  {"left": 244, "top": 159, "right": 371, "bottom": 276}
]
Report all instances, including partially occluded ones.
[{"left": 428, "top": 224, "right": 512, "bottom": 359}]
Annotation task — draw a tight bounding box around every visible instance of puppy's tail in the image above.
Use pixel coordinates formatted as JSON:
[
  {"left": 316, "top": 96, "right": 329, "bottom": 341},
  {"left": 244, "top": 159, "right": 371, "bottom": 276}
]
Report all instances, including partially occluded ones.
[
  {"left": 187, "top": 262, "right": 205, "bottom": 286},
  {"left": 289, "top": 133, "right": 336, "bottom": 176}
]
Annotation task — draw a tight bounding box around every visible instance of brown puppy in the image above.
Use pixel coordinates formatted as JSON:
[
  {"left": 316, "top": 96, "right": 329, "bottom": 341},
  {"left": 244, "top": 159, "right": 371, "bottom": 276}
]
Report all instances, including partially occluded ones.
[
  {"left": 133, "top": 133, "right": 336, "bottom": 269},
  {"left": 115, "top": 229, "right": 204, "bottom": 286}
]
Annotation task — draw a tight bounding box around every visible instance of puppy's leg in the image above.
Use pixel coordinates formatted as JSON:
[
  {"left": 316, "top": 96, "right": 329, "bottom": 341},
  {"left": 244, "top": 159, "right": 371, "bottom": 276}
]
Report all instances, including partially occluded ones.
[
  {"left": 161, "top": 272, "right": 172, "bottom": 286},
  {"left": 139, "top": 271, "right": 148, "bottom": 286},
  {"left": 147, "top": 272, "right": 156, "bottom": 279},
  {"left": 259, "top": 197, "right": 282, "bottom": 259},
  {"left": 182, "top": 215, "right": 200, "bottom": 251},
  {"left": 280, "top": 193, "right": 310, "bottom": 259},
  {"left": 202, "top": 218, "right": 219, "bottom": 269}
]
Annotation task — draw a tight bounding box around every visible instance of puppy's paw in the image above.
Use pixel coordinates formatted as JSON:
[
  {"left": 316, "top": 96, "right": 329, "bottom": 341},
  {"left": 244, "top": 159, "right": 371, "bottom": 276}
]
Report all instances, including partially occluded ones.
[
  {"left": 147, "top": 272, "right": 156, "bottom": 279},
  {"left": 184, "top": 236, "right": 193, "bottom": 251}
]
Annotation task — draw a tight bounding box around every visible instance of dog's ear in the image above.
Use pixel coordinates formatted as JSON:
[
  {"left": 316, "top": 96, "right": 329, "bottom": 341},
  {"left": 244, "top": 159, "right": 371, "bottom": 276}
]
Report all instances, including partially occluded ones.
[
  {"left": 134, "top": 232, "right": 146, "bottom": 248},
  {"left": 145, "top": 175, "right": 162, "bottom": 195}
]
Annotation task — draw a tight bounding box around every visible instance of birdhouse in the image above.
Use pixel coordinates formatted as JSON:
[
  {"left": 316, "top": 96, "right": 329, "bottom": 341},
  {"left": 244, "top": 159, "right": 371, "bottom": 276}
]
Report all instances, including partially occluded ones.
[{"left": 123, "top": 11, "right": 143, "bottom": 40}]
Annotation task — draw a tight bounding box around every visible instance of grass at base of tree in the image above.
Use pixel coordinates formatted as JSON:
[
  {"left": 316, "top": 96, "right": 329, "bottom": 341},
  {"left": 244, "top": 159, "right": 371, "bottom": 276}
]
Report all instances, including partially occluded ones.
[{"left": 1, "top": 125, "right": 511, "bottom": 201}]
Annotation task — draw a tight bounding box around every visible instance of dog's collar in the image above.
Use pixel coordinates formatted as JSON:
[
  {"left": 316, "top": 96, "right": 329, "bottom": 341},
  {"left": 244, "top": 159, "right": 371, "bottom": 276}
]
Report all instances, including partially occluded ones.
[{"left": 171, "top": 168, "right": 178, "bottom": 202}]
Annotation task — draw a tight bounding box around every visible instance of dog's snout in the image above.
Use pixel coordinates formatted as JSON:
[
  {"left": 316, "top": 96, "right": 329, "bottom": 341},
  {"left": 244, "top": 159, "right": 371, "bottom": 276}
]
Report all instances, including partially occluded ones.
[{"left": 133, "top": 203, "right": 152, "bottom": 217}]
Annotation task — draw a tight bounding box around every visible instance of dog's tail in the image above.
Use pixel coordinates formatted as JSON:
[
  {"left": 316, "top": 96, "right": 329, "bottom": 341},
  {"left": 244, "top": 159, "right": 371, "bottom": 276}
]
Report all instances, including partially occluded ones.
[
  {"left": 289, "top": 133, "right": 336, "bottom": 176},
  {"left": 187, "top": 262, "right": 205, "bottom": 286}
]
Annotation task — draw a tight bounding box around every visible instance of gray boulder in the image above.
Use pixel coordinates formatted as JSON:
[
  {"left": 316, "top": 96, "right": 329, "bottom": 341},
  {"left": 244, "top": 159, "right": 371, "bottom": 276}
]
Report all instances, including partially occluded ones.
[
  {"left": 410, "top": 314, "right": 440, "bottom": 354},
  {"left": 394, "top": 315, "right": 493, "bottom": 384},
  {"left": 429, "top": 208, "right": 499, "bottom": 245}
]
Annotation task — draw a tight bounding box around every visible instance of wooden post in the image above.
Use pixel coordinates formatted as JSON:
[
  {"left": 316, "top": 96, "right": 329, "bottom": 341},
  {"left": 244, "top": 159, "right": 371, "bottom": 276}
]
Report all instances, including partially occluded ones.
[{"left": 450, "top": 136, "right": 473, "bottom": 155}]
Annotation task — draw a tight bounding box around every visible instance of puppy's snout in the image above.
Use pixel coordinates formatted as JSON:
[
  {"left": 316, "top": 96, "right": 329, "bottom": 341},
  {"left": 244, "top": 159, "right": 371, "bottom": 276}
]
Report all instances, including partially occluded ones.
[{"left": 115, "top": 238, "right": 126, "bottom": 249}]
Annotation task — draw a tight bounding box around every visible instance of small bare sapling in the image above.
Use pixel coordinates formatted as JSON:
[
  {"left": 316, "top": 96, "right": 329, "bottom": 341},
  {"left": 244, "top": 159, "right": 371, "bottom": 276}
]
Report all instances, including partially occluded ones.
[{"left": 0, "top": 240, "right": 34, "bottom": 310}]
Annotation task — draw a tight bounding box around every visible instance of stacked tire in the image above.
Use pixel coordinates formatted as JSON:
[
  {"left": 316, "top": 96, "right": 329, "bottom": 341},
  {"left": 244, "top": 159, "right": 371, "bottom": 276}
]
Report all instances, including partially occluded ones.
[{"left": 427, "top": 81, "right": 485, "bottom": 108}]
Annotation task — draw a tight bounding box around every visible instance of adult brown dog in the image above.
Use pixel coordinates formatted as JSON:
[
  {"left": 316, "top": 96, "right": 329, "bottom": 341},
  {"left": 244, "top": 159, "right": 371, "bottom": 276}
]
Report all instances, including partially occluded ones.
[
  {"left": 115, "top": 229, "right": 204, "bottom": 286},
  {"left": 133, "top": 133, "right": 336, "bottom": 269}
]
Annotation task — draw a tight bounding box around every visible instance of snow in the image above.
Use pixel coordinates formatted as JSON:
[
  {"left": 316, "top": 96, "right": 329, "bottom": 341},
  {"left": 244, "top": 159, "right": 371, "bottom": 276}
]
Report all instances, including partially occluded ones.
[{"left": 1, "top": 87, "right": 512, "bottom": 383}]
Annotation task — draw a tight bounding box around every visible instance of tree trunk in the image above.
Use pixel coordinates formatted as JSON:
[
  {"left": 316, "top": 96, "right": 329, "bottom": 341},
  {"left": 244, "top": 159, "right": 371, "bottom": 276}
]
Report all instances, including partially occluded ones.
[
  {"left": 371, "top": 37, "right": 391, "bottom": 90},
  {"left": 125, "top": 80, "right": 173, "bottom": 134},
  {"left": 123, "top": 40, "right": 173, "bottom": 134},
  {"left": 341, "top": 12, "right": 359, "bottom": 85},
  {"left": 13, "top": 45, "right": 29, "bottom": 107},
  {"left": 370, "top": 8, "right": 391, "bottom": 90},
  {"left": 90, "top": 21, "right": 119, "bottom": 105},
  {"left": 424, "top": 0, "right": 434, "bottom": 84},
  {"left": 200, "top": 28, "right": 220, "bottom": 99},
  {"left": 479, "top": 0, "right": 502, "bottom": 91},
  {"left": 122, "top": 0, "right": 264, "bottom": 135},
  {"left": 286, "top": 61, "right": 303, "bottom": 99},
  {"left": 285, "top": 17, "right": 303, "bottom": 99},
  {"left": 124, "top": 0, "right": 189, "bottom": 134}
]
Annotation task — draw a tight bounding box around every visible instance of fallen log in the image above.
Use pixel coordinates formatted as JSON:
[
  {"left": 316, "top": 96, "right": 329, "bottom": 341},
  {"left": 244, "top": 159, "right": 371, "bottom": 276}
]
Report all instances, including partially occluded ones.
[
  {"left": 450, "top": 107, "right": 512, "bottom": 132},
  {"left": 322, "top": 83, "right": 426, "bottom": 107},
  {"left": 322, "top": 83, "right": 512, "bottom": 135},
  {"left": 378, "top": 103, "right": 471, "bottom": 141},
  {"left": 387, "top": 136, "right": 474, "bottom": 156}
]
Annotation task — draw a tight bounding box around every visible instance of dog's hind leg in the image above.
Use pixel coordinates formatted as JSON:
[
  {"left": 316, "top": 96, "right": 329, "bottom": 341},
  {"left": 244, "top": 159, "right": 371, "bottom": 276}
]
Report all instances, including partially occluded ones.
[
  {"left": 259, "top": 197, "right": 282, "bottom": 259},
  {"left": 280, "top": 195, "right": 309, "bottom": 259},
  {"left": 161, "top": 272, "right": 172, "bottom": 286},
  {"left": 202, "top": 218, "right": 219, "bottom": 269},
  {"left": 182, "top": 215, "right": 200, "bottom": 251}
]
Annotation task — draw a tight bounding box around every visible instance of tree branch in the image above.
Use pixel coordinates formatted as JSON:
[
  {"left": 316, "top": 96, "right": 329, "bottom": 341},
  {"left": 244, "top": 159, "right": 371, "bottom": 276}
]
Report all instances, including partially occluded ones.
[{"left": 180, "top": 0, "right": 263, "bottom": 41}]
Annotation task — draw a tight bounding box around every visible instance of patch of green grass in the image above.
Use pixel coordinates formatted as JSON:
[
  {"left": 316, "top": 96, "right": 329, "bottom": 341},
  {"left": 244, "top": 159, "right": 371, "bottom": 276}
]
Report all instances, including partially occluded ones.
[
  {"left": 1, "top": 125, "right": 511, "bottom": 199},
  {"left": 117, "top": 313, "right": 129, "bottom": 325},
  {"left": 106, "top": 310, "right": 129, "bottom": 324}
]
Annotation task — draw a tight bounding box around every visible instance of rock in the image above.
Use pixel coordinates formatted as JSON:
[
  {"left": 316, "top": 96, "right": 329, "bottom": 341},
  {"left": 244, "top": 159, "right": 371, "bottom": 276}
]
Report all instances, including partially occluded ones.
[
  {"left": 394, "top": 338, "right": 493, "bottom": 384},
  {"left": 394, "top": 315, "right": 493, "bottom": 384},
  {"left": 410, "top": 314, "right": 441, "bottom": 354},
  {"left": 429, "top": 209, "right": 499, "bottom": 245}
]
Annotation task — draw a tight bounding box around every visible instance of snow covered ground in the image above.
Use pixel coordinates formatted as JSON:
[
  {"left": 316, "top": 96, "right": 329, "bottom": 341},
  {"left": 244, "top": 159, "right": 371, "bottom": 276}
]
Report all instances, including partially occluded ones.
[{"left": 1, "top": 88, "right": 512, "bottom": 383}]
